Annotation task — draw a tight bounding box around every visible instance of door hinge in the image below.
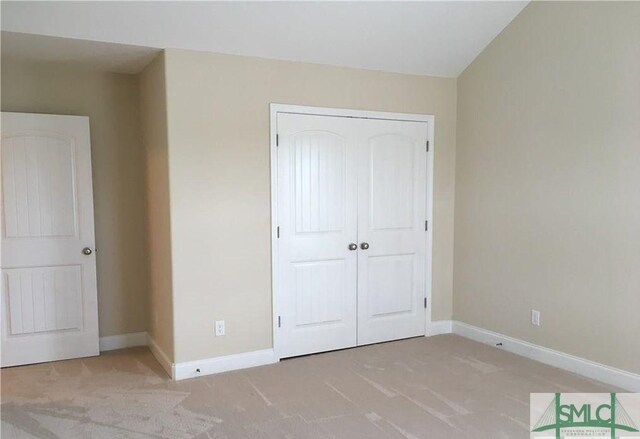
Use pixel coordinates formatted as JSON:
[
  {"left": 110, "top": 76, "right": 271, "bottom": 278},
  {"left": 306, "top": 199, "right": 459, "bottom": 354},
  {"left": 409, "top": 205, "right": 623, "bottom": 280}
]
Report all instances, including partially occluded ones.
[
  {"left": 425, "top": 220, "right": 428, "bottom": 231},
  {"left": 276, "top": 134, "right": 279, "bottom": 146},
  {"left": 424, "top": 298, "right": 428, "bottom": 308},
  {"left": 278, "top": 316, "right": 281, "bottom": 328},
  {"left": 277, "top": 226, "right": 280, "bottom": 238},
  {"left": 426, "top": 140, "right": 429, "bottom": 152}
]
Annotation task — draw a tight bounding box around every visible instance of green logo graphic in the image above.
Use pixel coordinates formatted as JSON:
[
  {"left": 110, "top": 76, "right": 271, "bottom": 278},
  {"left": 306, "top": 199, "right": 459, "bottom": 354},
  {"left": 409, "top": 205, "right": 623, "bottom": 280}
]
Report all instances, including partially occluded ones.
[{"left": 532, "top": 393, "right": 639, "bottom": 438}]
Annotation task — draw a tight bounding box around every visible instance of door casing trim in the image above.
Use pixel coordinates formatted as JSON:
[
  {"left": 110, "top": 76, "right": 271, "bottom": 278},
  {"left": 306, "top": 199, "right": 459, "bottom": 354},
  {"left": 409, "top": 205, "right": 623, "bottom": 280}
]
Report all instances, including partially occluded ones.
[{"left": 269, "top": 104, "right": 435, "bottom": 359}]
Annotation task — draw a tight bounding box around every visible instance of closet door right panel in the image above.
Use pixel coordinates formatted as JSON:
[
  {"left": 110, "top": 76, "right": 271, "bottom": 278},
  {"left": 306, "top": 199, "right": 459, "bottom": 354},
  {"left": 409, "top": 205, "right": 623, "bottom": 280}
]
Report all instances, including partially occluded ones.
[{"left": 356, "top": 119, "right": 428, "bottom": 345}]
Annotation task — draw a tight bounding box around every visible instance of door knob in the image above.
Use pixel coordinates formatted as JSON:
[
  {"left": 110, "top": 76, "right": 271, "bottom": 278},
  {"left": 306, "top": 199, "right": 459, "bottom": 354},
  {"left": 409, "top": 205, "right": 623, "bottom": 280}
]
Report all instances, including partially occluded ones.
[
  {"left": 348, "top": 243, "right": 357, "bottom": 251},
  {"left": 360, "top": 242, "right": 370, "bottom": 250},
  {"left": 82, "top": 247, "right": 93, "bottom": 256}
]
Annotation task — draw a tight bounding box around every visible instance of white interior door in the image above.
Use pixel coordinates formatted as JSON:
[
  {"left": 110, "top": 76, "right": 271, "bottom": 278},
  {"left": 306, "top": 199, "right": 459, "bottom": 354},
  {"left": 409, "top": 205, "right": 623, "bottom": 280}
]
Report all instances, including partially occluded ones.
[
  {"left": 356, "top": 118, "right": 428, "bottom": 345},
  {"left": 274, "top": 109, "right": 430, "bottom": 358},
  {"left": 276, "top": 113, "right": 358, "bottom": 358},
  {"left": 1, "top": 112, "right": 99, "bottom": 367}
]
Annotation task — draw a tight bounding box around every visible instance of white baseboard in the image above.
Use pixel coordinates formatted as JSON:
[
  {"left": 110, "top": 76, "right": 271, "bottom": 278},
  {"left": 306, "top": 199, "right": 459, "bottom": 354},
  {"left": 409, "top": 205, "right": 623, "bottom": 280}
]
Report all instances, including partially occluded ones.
[
  {"left": 99, "top": 332, "right": 148, "bottom": 351},
  {"left": 173, "top": 349, "right": 279, "bottom": 381},
  {"left": 102, "top": 323, "right": 639, "bottom": 391},
  {"left": 124, "top": 333, "right": 278, "bottom": 381},
  {"left": 146, "top": 334, "right": 174, "bottom": 380},
  {"left": 451, "top": 321, "right": 640, "bottom": 392},
  {"left": 428, "top": 320, "right": 453, "bottom": 336}
]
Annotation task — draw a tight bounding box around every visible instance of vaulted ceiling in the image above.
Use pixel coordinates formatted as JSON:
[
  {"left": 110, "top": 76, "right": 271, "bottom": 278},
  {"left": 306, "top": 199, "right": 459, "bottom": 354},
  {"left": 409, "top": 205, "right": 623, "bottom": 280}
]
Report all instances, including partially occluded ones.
[{"left": 1, "top": 1, "right": 528, "bottom": 77}]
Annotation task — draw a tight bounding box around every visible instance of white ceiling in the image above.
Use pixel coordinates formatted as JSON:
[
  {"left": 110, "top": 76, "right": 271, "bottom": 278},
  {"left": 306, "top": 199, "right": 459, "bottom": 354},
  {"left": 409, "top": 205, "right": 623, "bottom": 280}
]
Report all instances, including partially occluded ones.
[{"left": 1, "top": 1, "right": 529, "bottom": 77}]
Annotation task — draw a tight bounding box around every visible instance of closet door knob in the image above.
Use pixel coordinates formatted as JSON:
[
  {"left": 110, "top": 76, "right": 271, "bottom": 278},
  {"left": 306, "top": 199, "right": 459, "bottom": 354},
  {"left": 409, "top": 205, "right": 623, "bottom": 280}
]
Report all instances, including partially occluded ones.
[
  {"left": 348, "top": 243, "right": 358, "bottom": 251},
  {"left": 360, "top": 242, "right": 369, "bottom": 250}
]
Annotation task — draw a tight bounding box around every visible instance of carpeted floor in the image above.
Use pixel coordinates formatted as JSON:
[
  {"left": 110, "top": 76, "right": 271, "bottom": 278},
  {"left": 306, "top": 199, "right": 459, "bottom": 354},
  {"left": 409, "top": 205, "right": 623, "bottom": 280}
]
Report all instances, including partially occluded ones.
[{"left": 1, "top": 334, "right": 616, "bottom": 438}]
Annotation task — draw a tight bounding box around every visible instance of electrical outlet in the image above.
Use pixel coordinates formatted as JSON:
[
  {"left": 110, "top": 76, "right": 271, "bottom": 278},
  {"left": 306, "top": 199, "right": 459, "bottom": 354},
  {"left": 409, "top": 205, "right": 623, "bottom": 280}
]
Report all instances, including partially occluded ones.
[
  {"left": 215, "top": 320, "right": 225, "bottom": 336},
  {"left": 531, "top": 309, "right": 541, "bottom": 326}
]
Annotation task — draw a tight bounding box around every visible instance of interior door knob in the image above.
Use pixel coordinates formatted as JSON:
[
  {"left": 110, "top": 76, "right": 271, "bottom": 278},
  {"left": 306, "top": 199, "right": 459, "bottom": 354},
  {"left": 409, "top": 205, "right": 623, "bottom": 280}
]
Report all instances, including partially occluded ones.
[
  {"left": 348, "top": 243, "right": 358, "bottom": 251},
  {"left": 360, "top": 242, "right": 370, "bottom": 250},
  {"left": 82, "top": 247, "right": 93, "bottom": 256}
]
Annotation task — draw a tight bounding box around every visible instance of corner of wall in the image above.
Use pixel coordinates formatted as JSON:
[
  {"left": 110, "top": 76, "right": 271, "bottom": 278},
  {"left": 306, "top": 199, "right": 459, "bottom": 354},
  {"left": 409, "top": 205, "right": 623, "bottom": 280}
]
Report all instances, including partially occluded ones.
[{"left": 138, "top": 50, "right": 176, "bottom": 364}]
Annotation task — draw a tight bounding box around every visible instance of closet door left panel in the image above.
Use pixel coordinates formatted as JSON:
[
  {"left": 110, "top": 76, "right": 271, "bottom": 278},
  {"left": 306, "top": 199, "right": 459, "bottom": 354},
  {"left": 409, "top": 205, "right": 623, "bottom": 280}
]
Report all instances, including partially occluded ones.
[{"left": 275, "top": 113, "right": 358, "bottom": 358}]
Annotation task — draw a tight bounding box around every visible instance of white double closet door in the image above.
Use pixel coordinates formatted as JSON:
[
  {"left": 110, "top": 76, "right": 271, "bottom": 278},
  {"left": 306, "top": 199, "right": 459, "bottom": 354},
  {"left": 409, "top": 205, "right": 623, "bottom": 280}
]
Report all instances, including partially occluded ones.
[{"left": 276, "top": 112, "right": 429, "bottom": 358}]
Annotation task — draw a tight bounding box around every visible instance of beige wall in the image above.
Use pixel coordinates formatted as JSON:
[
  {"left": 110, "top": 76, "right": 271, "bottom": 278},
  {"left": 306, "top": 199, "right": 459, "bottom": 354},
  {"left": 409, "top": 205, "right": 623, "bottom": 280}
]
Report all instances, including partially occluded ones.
[
  {"left": 454, "top": 2, "right": 640, "bottom": 373},
  {"left": 139, "top": 53, "right": 175, "bottom": 360},
  {"left": 1, "top": 60, "right": 149, "bottom": 337},
  {"left": 162, "top": 49, "right": 457, "bottom": 363}
]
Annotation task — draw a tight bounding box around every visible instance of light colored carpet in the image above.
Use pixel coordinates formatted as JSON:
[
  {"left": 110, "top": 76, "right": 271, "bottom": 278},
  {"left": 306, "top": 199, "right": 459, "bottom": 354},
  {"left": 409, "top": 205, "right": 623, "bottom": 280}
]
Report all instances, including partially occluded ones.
[{"left": 1, "top": 334, "right": 616, "bottom": 438}]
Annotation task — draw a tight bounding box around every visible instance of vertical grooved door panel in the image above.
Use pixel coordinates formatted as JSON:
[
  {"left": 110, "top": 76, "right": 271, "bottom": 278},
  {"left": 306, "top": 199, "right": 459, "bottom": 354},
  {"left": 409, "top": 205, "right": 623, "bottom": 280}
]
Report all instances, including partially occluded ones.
[
  {"left": 294, "top": 132, "right": 345, "bottom": 233},
  {"left": 4, "top": 266, "right": 82, "bottom": 335},
  {"left": 2, "top": 135, "right": 77, "bottom": 239}
]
